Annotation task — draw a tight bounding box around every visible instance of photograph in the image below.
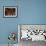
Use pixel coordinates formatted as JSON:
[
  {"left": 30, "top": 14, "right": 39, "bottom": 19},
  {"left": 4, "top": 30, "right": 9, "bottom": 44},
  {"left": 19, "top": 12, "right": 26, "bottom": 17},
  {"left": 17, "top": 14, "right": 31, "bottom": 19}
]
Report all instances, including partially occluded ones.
[{"left": 3, "top": 6, "right": 17, "bottom": 17}]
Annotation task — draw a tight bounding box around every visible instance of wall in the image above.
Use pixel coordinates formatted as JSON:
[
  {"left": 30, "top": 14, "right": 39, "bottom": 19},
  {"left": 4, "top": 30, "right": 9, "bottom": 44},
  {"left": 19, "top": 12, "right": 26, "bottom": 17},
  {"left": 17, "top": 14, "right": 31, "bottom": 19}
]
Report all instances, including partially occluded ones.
[
  {"left": 0, "top": 0, "right": 18, "bottom": 44},
  {"left": 19, "top": 0, "right": 46, "bottom": 24},
  {"left": 0, "top": 0, "right": 46, "bottom": 45}
]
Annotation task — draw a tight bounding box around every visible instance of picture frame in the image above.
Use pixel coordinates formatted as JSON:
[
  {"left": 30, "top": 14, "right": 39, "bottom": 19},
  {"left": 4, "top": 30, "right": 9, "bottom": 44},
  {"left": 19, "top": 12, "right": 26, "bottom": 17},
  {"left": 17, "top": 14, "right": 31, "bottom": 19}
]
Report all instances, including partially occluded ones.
[{"left": 3, "top": 6, "right": 17, "bottom": 18}]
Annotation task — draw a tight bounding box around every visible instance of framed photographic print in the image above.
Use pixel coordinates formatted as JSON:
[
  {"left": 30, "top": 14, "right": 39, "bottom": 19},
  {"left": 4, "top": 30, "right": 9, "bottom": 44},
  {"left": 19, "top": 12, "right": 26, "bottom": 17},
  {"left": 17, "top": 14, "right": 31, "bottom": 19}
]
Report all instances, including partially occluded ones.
[{"left": 3, "top": 6, "right": 17, "bottom": 17}]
